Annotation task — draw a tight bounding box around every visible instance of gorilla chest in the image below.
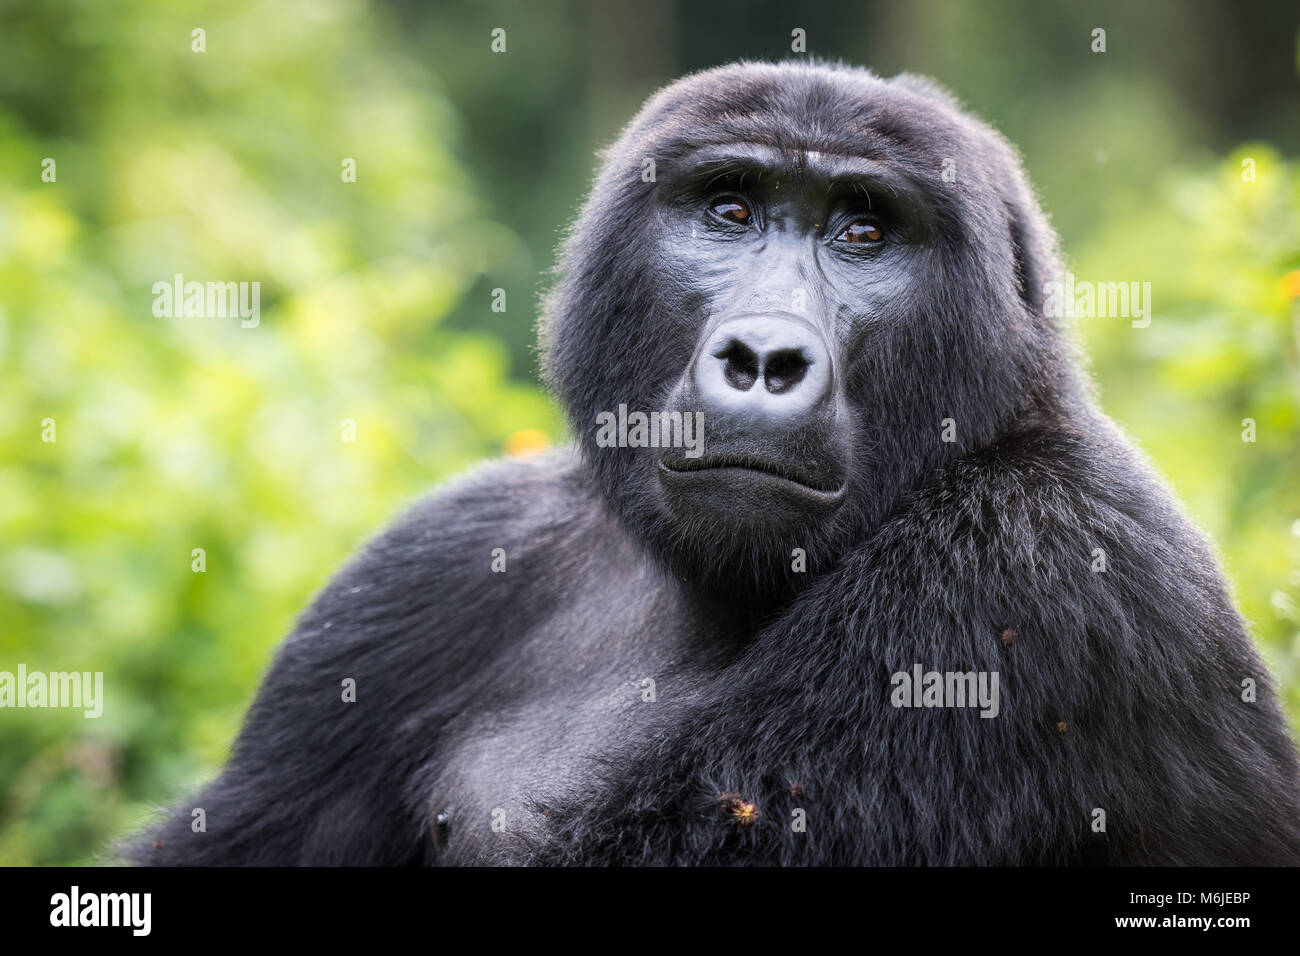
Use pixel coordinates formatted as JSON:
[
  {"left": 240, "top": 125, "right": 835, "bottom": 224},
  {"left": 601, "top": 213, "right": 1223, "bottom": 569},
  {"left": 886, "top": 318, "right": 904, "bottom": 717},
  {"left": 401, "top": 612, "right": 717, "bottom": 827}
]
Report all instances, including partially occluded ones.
[{"left": 429, "top": 583, "right": 711, "bottom": 863}]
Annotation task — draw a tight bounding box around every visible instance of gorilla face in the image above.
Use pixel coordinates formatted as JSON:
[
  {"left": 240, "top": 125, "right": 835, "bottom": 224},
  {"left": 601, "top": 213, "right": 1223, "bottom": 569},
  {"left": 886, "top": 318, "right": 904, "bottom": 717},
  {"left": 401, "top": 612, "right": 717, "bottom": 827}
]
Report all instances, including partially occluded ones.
[
  {"left": 543, "top": 62, "right": 1068, "bottom": 599},
  {"left": 653, "top": 143, "right": 937, "bottom": 532}
]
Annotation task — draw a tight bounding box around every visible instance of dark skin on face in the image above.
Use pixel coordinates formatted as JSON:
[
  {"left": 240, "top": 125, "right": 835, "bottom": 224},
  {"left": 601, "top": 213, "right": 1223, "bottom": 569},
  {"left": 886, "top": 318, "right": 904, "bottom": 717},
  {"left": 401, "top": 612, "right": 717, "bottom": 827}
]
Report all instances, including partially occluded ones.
[
  {"left": 643, "top": 142, "right": 951, "bottom": 600},
  {"left": 654, "top": 144, "right": 932, "bottom": 524}
]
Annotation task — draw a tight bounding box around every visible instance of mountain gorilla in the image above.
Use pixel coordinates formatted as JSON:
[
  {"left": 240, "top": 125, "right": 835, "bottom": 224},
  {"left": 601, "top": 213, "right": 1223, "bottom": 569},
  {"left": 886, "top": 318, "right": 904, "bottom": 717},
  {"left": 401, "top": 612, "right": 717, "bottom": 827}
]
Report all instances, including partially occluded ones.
[{"left": 129, "top": 61, "right": 1300, "bottom": 865}]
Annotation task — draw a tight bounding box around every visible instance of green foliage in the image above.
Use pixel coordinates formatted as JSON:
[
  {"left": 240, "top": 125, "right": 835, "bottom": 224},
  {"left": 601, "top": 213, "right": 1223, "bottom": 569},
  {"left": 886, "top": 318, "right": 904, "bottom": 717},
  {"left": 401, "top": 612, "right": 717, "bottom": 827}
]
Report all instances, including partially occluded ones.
[
  {"left": 1071, "top": 146, "right": 1300, "bottom": 721},
  {"left": 0, "top": 0, "right": 557, "bottom": 865}
]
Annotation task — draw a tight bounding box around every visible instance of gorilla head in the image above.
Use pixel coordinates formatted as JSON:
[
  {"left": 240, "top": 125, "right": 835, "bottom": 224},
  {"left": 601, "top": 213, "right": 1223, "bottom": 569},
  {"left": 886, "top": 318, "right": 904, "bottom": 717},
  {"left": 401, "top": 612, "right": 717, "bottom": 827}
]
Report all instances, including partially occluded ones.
[{"left": 543, "top": 61, "right": 1073, "bottom": 599}]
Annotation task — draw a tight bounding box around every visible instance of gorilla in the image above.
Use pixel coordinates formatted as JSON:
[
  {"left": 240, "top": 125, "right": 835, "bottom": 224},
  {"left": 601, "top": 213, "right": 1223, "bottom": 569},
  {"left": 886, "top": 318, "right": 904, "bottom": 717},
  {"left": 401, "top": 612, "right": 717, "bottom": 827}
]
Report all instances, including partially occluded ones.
[{"left": 128, "top": 61, "right": 1300, "bottom": 865}]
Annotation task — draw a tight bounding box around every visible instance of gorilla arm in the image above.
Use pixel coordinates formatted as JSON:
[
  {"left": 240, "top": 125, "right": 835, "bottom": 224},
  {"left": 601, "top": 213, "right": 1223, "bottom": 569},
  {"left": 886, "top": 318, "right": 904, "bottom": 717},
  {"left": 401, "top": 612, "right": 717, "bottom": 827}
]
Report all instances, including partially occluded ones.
[
  {"left": 123, "top": 452, "right": 583, "bottom": 865},
  {"left": 525, "top": 425, "right": 1300, "bottom": 865}
]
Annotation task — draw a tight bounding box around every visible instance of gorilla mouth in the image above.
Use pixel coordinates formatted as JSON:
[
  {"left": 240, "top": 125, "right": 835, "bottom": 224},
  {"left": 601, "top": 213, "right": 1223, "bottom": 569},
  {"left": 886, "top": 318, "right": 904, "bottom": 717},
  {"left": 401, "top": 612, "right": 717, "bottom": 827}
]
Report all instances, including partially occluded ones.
[{"left": 658, "top": 455, "right": 845, "bottom": 499}]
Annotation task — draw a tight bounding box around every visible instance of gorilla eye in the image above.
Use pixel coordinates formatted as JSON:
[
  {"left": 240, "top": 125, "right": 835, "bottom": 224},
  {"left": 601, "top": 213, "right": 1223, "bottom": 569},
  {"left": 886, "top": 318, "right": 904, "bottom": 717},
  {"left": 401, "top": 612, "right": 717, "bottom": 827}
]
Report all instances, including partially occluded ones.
[
  {"left": 710, "top": 197, "right": 751, "bottom": 225},
  {"left": 836, "top": 219, "right": 884, "bottom": 243}
]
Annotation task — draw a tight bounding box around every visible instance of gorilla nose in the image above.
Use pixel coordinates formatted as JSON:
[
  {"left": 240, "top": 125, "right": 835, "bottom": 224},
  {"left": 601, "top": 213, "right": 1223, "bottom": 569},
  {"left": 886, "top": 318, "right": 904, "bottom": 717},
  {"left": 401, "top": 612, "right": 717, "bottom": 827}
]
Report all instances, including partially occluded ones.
[{"left": 694, "top": 317, "right": 833, "bottom": 424}]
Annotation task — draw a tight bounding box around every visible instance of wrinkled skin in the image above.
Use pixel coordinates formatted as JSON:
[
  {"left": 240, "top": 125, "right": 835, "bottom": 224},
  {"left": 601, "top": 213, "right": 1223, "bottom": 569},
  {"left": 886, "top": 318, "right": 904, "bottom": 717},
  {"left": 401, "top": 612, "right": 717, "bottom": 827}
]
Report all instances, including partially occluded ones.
[{"left": 127, "top": 62, "right": 1300, "bottom": 866}]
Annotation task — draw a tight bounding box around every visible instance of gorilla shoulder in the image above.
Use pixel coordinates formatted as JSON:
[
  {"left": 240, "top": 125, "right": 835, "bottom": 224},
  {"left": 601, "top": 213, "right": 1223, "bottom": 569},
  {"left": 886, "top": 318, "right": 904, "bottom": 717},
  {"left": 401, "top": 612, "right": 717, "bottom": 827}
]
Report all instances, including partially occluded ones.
[
  {"left": 120, "top": 446, "right": 614, "bottom": 866},
  {"left": 293, "top": 446, "right": 608, "bottom": 638}
]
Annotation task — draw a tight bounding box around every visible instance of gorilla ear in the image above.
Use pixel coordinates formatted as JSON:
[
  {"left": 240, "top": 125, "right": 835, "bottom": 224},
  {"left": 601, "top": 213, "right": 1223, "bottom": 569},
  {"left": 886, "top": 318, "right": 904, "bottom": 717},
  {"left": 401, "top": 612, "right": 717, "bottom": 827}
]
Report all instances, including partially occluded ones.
[{"left": 996, "top": 158, "right": 1062, "bottom": 322}]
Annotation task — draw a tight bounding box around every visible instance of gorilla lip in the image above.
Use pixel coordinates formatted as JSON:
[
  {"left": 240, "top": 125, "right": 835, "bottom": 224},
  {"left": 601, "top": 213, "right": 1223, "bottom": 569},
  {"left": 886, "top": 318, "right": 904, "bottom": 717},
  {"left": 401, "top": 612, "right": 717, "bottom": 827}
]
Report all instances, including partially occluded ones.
[{"left": 657, "top": 456, "right": 845, "bottom": 501}]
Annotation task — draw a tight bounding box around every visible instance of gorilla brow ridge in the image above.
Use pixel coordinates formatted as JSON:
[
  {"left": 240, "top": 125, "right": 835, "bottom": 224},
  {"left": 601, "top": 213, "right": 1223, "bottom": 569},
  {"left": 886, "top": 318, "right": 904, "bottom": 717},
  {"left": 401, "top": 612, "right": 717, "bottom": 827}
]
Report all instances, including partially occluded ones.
[{"left": 667, "top": 144, "right": 920, "bottom": 214}]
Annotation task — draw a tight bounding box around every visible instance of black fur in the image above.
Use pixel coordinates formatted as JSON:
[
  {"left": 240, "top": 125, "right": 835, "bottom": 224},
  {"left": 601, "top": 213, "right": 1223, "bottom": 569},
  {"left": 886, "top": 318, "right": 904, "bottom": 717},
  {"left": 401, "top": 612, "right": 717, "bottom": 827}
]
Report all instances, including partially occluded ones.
[{"left": 126, "top": 61, "right": 1300, "bottom": 866}]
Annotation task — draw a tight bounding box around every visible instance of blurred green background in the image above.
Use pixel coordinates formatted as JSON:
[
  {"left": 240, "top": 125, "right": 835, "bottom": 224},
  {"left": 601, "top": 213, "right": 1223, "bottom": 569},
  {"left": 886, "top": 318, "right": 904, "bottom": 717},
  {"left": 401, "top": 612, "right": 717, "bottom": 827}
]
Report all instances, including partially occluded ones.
[{"left": 1, "top": 0, "right": 1298, "bottom": 864}]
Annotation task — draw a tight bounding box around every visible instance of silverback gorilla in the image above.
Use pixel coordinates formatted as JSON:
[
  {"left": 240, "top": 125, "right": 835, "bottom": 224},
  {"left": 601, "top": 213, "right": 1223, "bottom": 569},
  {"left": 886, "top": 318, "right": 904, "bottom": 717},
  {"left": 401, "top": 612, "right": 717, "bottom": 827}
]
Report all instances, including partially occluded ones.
[{"left": 130, "top": 61, "right": 1300, "bottom": 865}]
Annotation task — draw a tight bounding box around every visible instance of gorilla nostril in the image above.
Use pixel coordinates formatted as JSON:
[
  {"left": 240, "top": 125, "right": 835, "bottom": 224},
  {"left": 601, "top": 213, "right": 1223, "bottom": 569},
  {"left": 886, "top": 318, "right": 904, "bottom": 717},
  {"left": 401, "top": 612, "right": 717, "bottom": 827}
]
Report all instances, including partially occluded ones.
[
  {"left": 763, "top": 349, "right": 810, "bottom": 394},
  {"left": 716, "top": 340, "right": 760, "bottom": 391}
]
